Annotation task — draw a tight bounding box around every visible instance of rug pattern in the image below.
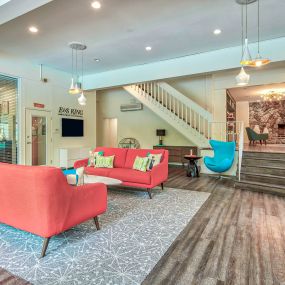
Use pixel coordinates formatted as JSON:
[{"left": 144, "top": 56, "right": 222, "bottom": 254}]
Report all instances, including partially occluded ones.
[{"left": 0, "top": 188, "right": 210, "bottom": 285}]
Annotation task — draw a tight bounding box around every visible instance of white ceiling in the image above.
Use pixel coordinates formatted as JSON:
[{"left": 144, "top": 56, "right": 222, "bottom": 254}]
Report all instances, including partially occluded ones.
[
  {"left": 0, "top": 0, "right": 284, "bottom": 74},
  {"left": 229, "top": 82, "right": 285, "bottom": 102}
]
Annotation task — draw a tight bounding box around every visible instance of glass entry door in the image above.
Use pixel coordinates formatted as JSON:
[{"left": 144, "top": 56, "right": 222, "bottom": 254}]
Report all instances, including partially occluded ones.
[{"left": 25, "top": 109, "right": 52, "bottom": 166}]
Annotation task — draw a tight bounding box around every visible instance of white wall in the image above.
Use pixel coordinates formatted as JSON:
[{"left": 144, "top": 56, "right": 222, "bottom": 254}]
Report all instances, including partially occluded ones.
[
  {"left": 96, "top": 88, "right": 192, "bottom": 148},
  {"left": 236, "top": 101, "right": 250, "bottom": 143},
  {"left": 0, "top": 51, "right": 97, "bottom": 166}
]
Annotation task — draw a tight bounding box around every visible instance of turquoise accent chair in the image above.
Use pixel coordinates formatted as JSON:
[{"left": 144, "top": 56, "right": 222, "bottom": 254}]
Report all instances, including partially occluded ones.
[{"left": 204, "top": 140, "right": 236, "bottom": 173}]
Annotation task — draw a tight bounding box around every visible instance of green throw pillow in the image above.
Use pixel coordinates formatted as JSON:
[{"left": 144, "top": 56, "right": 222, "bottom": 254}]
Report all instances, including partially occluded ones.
[
  {"left": 95, "top": 155, "right": 114, "bottom": 168},
  {"left": 133, "top": 156, "right": 149, "bottom": 172}
]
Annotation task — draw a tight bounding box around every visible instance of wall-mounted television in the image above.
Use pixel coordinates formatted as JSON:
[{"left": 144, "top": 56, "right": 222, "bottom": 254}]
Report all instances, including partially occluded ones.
[{"left": 62, "top": 118, "right": 84, "bottom": 137}]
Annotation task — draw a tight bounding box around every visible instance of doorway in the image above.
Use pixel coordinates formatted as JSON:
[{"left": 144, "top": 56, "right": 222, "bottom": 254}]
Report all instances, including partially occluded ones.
[
  {"left": 102, "top": 118, "right": 118, "bottom": 147},
  {"left": 25, "top": 109, "right": 52, "bottom": 165}
]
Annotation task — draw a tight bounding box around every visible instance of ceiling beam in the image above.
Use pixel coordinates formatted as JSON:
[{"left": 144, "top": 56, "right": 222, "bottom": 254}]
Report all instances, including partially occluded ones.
[
  {"left": 0, "top": 0, "right": 54, "bottom": 25},
  {"left": 84, "top": 37, "right": 285, "bottom": 90}
]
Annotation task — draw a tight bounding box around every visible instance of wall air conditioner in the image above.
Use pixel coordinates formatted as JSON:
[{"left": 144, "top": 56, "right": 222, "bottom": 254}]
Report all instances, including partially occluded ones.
[{"left": 120, "top": 103, "right": 143, "bottom": 112}]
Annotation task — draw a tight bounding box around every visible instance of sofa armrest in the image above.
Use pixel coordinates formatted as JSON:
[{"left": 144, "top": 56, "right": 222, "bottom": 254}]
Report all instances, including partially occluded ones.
[
  {"left": 64, "top": 183, "right": 107, "bottom": 231},
  {"left": 74, "top": 158, "right": 88, "bottom": 169},
  {"left": 150, "top": 154, "right": 169, "bottom": 187}
]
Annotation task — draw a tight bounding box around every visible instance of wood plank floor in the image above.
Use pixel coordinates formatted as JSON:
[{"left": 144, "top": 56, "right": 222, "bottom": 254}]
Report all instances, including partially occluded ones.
[
  {"left": 142, "top": 168, "right": 285, "bottom": 285},
  {"left": 2, "top": 168, "right": 285, "bottom": 284}
]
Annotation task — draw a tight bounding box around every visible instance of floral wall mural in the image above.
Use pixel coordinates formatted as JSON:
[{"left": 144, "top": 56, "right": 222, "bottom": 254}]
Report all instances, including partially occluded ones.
[{"left": 249, "top": 100, "right": 285, "bottom": 144}]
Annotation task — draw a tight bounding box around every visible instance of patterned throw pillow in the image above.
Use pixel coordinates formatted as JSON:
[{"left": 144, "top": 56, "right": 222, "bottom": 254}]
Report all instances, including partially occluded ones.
[
  {"left": 133, "top": 156, "right": 150, "bottom": 172},
  {"left": 147, "top": 153, "right": 162, "bottom": 170},
  {"left": 95, "top": 155, "right": 114, "bottom": 168},
  {"left": 88, "top": 151, "right": 104, "bottom": 167}
]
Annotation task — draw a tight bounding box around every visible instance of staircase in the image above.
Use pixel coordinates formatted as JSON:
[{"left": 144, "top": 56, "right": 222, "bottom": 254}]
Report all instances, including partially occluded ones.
[
  {"left": 235, "top": 151, "right": 285, "bottom": 196},
  {"left": 123, "top": 82, "right": 212, "bottom": 147}
]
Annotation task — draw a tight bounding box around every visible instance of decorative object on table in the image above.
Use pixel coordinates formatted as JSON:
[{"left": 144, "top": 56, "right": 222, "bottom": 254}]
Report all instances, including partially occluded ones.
[
  {"left": 118, "top": 137, "right": 140, "bottom": 149},
  {"left": 204, "top": 140, "right": 236, "bottom": 173},
  {"left": 246, "top": 127, "right": 268, "bottom": 145},
  {"left": 184, "top": 155, "right": 202, "bottom": 177},
  {"left": 156, "top": 129, "right": 166, "bottom": 145}
]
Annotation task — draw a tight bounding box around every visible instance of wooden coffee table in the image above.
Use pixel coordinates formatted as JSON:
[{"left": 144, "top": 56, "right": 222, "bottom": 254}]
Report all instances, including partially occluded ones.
[
  {"left": 184, "top": 155, "right": 202, "bottom": 177},
  {"left": 83, "top": 175, "right": 122, "bottom": 186}
]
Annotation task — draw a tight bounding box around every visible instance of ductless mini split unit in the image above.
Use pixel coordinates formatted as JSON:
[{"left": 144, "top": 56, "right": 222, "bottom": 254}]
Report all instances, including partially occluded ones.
[{"left": 120, "top": 103, "right": 143, "bottom": 112}]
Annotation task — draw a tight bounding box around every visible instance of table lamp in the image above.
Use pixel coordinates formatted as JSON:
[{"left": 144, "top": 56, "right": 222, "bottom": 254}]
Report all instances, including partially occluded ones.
[{"left": 156, "top": 129, "right": 166, "bottom": 145}]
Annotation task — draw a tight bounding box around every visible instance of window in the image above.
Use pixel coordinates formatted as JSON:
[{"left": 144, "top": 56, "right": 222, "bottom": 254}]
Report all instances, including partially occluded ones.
[{"left": 0, "top": 74, "right": 18, "bottom": 164}]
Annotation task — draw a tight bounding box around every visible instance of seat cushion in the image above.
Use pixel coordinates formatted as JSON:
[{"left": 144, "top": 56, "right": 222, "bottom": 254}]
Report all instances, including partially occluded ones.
[
  {"left": 84, "top": 167, "right": 112, "bottom": 177},
  {"left": 108, "top": 168, "right": 151, "bottom": 185},
  {"left": 94, "top": 147, "right": 128, "bottom": 168},
  {"left": 124, "top": 149, "right": 165, "bottom": 169}
]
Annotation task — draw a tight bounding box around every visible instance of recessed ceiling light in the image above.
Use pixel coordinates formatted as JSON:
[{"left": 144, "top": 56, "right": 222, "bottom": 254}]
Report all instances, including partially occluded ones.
[
  {"left": 145, "top": 46, "right": 152, "bottom": 51},
  {"left": 94, "top": 58, "right": 100, "bottom": 62},
  {"left": 91, "top": 1, "right": 101, "bottom": 9},
  {"left": 213, "top": 29, "right": 222, "bottom": 35},
  {"left": 29, "top": 26, "right": 38, "bottom": 33}
]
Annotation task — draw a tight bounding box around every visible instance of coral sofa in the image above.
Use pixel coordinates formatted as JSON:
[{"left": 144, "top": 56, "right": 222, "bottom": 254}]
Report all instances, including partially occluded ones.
[
  {"left": 0, "top": 163, "right": 107, "bottom": 257},
  {"left": 74, "top": 147, "right": 169, "bottom": 199}
]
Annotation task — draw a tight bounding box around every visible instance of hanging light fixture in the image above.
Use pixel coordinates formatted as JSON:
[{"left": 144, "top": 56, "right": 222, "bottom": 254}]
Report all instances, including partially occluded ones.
[
  {"left": 247, "top": 0, "right": 271, "bottom": 67},
  {"left": 240, "top": 2, "right": 254, "bottom": 66},
  {"left": 236, "top": 3, "right": 250, "bottom": 86},
  {"left": 68, "top": 42, "right": 86, "bottom": 95},
  {"left": 78, "top": 47, "right": 87, "bottom": 106},
  {"left": 236, "top": 66, "right": 250, "bottom": 86}
]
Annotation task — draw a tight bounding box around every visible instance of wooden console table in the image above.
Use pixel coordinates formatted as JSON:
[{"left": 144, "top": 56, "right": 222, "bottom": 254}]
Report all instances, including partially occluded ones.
[{"left": 153, "top": 145, "right": 198, "bottom": 167}]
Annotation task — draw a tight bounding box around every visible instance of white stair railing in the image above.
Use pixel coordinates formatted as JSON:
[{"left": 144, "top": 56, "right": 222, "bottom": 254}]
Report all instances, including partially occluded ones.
[{"left": 133, "top": 82, "right": 212, "bottom": 139}]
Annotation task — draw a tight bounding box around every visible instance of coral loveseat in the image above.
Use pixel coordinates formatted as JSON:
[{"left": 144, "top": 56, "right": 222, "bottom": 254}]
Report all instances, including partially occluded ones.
[
  {"left": 0, "top": 163, "right": 107, "bottom": 257},
  {"left": 74, "top": 147, "right": 169, "bottom": 199}
]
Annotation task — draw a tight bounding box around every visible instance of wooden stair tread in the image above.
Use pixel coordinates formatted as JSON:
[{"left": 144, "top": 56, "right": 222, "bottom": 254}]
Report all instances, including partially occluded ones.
[
  {"left": 242, "top": 157, "right": 285, "bottom": 162},
  {"left": 242, "top": 164, "right": 285, "bottom": 170},
  {"left": 236, "top": 180, "right": 285, "bottom": 190},
  {"left": 240, "top": 171, "right": 285, "bottom": 179}
]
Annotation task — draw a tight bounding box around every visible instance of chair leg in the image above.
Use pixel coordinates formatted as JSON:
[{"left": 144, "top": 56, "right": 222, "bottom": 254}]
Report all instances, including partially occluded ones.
[
  {"left": 147, "top": 189, "right": 152, "bottom": 199},
  {"left": 161, "top": 183, "right": 164, "bottom": 190},
  {"left": 260, "top": 140, "right": 262, "bottom": 145},
  {"left": 93, "top": 216, "right": 100, "bottom": 230},
  {"left": 41, "top": 237, "right": 50, "bottom": 258}
]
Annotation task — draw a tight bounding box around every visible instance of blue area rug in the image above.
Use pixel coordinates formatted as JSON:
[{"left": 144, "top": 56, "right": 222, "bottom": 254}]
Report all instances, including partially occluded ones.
[{"left": 0, "top": 187, "right": 210, "bottom": 285}]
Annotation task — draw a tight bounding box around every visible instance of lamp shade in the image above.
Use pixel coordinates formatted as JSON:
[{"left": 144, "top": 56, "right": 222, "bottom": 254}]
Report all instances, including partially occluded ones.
[{"left": 156, "top": 129, "right": 166, "bottom": 136}]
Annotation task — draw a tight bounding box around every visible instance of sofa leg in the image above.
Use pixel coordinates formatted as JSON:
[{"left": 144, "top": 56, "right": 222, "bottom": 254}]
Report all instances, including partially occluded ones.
[
  {"left": 93, "top": 216, "right": 100, "bottom": 230},
  {"left": 147, "top": 189, "right": 152, "bottom": 199},
  {"left": 161, "top": 183, "right": 164, "bottom": 190},
  {"left": 41, "top": 237, "right": 50, "bottom": 258}
]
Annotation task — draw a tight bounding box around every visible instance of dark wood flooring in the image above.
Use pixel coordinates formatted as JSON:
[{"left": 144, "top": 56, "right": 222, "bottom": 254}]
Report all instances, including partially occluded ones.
[
  {"left": 143, "top": 168, "right": 285, "bottom": 285},
  {"left": 2, "top": 168, "right": 285, "bottom": 284}
]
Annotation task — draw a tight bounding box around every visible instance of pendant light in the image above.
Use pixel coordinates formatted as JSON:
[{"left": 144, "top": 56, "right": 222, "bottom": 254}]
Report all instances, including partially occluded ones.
[
  {"left": 236, "top": 66, "right": 250, "bottom": 86},
  {"left": 236, "top": 4, "right": 250, "bottom": 86},
  {"left": 248, "top": 0, "right": 271, "bottom": 67},
  {"left": 68, "top": 42, "right": 86, "bottom": 95},
  {"left": 69, "top": 48, "right": 76, "bottom": 94},
  {"left": 240, "top": 2, "right": 254, "bottom": 66},
  {"left": 78, "top": 45, "right": 87, "bottom": 106}
]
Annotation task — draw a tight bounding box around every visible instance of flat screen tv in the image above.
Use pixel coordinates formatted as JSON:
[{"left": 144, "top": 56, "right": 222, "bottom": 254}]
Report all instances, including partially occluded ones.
[{"left": 62, "top": 118, "right": 84, "bottom": 137}]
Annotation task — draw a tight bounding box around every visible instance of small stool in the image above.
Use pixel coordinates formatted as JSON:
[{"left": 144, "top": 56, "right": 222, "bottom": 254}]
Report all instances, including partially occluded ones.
[{"left": 184, "top": 155, "right": 202, "bottom": 177}]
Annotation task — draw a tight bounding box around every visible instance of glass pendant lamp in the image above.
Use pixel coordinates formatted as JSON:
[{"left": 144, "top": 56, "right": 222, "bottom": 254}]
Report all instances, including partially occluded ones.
[
  {"left": 78, "top": 48, "right": 87, "bottom": 106},
  {"left": 236, "top": 66, "right": 250, "bottom": 86}
]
